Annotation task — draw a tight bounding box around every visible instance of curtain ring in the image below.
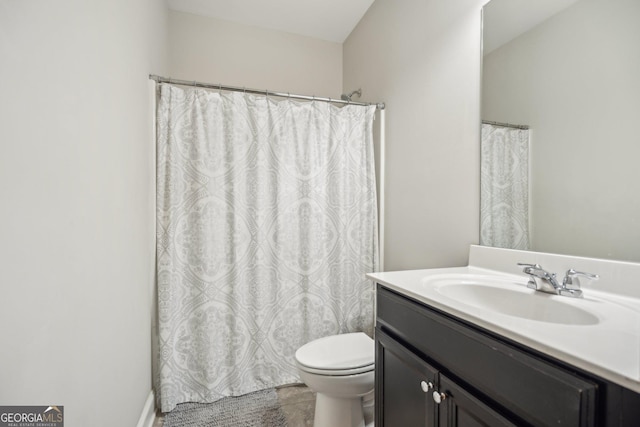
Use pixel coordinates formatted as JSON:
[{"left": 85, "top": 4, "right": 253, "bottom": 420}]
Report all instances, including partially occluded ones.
[
  {"left": 287, "top": 92, "right": 290, "bottom": 100},
  {"left": 218, "top": 83, "right": 222, "bottom": 94}
]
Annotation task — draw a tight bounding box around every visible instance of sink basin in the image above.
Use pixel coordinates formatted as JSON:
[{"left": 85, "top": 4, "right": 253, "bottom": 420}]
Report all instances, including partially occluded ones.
[{"left": 423, "top": 274, "right": 600, "bottom": 325}]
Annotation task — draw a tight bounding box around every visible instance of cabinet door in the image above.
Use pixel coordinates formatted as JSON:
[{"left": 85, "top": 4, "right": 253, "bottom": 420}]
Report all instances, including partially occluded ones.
[
  {"left": 376, "top": 328, "right": 438, "bottom": 427},
  {"left": 436, "top": 374, "right": 518, "bottom": 427}
]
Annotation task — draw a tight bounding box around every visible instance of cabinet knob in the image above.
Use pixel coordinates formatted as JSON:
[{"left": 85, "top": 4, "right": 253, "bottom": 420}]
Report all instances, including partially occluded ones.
[
  {"left": 420, "top": 381, "right": 433, "bottom": 392},
  {"left": 432, "top": 391, "right": 447, "bottom": 404}
]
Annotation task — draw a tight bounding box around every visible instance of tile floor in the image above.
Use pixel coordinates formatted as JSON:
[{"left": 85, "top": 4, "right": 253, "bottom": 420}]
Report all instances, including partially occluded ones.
[
  {"left": 153, "top": 384, "right": 374, "bottom": 426},
  {"left": 275, "top": 384, "right": 317, "bottom": 426}
]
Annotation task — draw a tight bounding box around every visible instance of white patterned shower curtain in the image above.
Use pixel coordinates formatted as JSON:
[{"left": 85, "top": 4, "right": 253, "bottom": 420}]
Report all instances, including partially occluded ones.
[
  {"left": 155, "top": 84, "right": 379, "bottom": 412},
  {"left": 480, "top": 123, "right": 530, "bottom": 250}
]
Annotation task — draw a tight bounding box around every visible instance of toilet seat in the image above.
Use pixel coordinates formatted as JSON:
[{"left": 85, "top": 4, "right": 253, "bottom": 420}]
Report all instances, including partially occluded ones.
[
  {"left": 295, "top": 332, "right": 374, "bottom": 376},
  {"left": 297, "top": 363, "right": 374, "bottom": 376}
]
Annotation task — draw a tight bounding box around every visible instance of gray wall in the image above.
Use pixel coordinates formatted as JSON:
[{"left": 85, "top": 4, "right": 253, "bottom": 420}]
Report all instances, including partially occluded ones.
[
  {"left": 0, "top": 1, "right": 490, "bottom": 423},
  {"left": 168, "top": 10, "right": 344, "bottom": 99},
  {"left": 344, "top": 0, "right": 487, "bottom": 270},
  {"left": 0, "top": 1, "right": 167, "bottom": 425},
  {"left": 482, "top": 0, "right": 640, "bottom": 261}
]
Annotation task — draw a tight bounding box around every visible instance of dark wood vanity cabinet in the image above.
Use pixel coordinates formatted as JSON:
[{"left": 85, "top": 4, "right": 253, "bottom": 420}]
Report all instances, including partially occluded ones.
[
  {"left": 375, "top": 285, "right": 640, "bottom": 427},
  {"left": 377, "top": 328, "right": 515, "bottom": 427}
]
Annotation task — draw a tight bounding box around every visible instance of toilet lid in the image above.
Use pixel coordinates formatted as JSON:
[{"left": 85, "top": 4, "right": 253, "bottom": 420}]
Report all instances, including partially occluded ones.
[{"left": 295, "top": 332, "right": 374, "bottom": 371}]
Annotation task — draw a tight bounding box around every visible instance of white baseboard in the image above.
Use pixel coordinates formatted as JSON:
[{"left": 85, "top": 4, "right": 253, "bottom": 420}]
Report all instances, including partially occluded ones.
[{"left": 136, "top": 390, "right": 156, "bottom": 427}]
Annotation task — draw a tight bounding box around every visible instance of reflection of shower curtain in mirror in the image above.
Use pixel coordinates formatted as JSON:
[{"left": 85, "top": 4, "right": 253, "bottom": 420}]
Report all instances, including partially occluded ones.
[
  {"left": 480, "top": 124, "right": 530, "bottom": 250},
  {"left": 155, "top": 84, "right": 379, "bottom": 412}
]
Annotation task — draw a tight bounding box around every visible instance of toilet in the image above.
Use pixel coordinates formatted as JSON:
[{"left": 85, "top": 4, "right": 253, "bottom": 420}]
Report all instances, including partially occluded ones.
[{"left": 295, "top": 332, "right": 375, "bottom": 427}]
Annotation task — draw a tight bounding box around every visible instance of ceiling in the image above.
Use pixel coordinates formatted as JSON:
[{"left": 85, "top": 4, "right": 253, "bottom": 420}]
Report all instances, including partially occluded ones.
[
  {"left": 483, "top": 0, "right": 580, "bottom": 54},
  {"left": 166, "top": 0, "right": 375, "bottom": 43}
]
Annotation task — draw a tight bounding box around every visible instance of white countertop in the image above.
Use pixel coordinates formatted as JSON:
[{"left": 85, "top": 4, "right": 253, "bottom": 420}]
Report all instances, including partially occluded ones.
[{"left": 368, "top": 265, "right": 640, "bottom": 394}]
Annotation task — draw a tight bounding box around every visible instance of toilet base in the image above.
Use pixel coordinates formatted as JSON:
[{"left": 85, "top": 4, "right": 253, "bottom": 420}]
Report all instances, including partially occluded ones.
[{"left": 313, "top": 393, "right": 364, "bottom": 427}]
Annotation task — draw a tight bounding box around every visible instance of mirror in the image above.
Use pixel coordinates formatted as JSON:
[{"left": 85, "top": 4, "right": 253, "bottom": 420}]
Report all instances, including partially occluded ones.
[{"left": 481, "top": 0, "right": 640, "bottom": 262}]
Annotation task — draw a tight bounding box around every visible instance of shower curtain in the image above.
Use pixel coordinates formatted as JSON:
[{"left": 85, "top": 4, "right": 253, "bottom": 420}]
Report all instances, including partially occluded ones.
[
  {"left": 480, "top": 123, "right": 530, "bottom": 250},
  {"left": 155, "top": 84, "right": 379, "bottom": 412}
]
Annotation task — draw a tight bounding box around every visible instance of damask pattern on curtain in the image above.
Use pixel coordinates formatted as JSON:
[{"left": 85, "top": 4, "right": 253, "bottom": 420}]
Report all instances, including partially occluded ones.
[
  {"left": 480, "top": 123, "right": 530, "bottom": 250},
  {"left": 155, "top": 84, "right": 378, "bottom": 412}
]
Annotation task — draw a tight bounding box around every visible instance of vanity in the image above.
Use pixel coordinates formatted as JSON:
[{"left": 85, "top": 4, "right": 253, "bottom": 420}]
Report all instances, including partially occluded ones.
[
  {"left": 367, "top": 246, "right": 640, "bottom": 426},
  {"left": 368, "top": 0, "right": 640, "bottom": 424}
]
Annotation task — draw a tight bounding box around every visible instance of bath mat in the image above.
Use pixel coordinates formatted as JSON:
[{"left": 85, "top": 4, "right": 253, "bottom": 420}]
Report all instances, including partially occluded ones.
[{"left": 163, "top": 388, "right": 288, "bottom": 427}]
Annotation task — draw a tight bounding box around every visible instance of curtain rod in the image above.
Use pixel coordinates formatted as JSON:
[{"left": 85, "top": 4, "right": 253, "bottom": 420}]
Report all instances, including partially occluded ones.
[
  {"left": 482, "top": 120, "right": 529, "bottom": 130},
  {"left": 149, "top": 74, "right": 385, "bottom": 110}
]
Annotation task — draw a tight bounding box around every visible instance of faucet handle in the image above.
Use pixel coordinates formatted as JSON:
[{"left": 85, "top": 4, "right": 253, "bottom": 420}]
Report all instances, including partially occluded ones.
[
  {"left": 559, "top": 269, "right": 599, "bottom": 298},
  {"left": 517, "top": 263, "right": 542, "bottom": 275},
  {"left": 563, "top": 269, "right": 599, "bottom": 288},
  {"left": 517, "top": 262, "right": 541, "bottom": 270}
]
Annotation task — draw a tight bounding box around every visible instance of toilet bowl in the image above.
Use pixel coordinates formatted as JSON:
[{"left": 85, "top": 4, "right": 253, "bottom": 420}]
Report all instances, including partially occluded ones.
[{"left": 295, "top": 332, "right": 374, "bottom": 427}]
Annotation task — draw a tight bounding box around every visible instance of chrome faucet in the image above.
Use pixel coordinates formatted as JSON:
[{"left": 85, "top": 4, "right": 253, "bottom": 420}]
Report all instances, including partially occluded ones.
[{"left": 517, "top": 263, "right": 598, "bottom": 298}]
